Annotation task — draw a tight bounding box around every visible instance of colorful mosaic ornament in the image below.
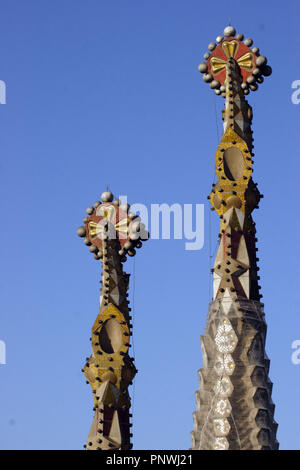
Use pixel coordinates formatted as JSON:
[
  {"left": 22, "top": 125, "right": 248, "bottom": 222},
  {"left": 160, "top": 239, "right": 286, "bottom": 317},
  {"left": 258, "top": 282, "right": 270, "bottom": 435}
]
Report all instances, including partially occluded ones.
[{"left": 198, "top": 25, "right": 272, "bottom": 97}]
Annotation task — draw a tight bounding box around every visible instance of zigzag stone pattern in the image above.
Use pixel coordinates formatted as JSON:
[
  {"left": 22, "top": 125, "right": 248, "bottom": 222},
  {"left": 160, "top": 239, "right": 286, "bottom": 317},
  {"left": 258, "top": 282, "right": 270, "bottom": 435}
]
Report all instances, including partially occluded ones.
[
  {"left": 192, "top": 26, "right": 278, "bottom": 450},
  {"left": 77, "top": 191, "right": 148, "bottom": 450}
]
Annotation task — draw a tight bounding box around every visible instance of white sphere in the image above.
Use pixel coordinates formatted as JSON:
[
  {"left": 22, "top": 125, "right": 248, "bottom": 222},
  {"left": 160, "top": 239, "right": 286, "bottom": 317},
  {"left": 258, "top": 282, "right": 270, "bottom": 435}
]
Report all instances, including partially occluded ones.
[
  {"left": 86, "top": 206, "right": 94, "bottom": 215},
  {"left": 247, "top": 75, "right": 255, "bottom": 84},
  {"left": 210, "top": 80, "right": 220, "bottom": 89},
  {"left": 203, "top": 73, "right": 213, "bottom": 83},
  {"left": 198, "top": 62, "right": 208, "bottom": 73},
  {"left": 224, "top": 26, "right": 236, "bottom": 37},
  {"left": 77, "top": 226, "right": 86, "bottom": 237},
  {"left": 244, "top": 38, "right": 253, "bottom": 47},
  {"left": 256, "top": 55, "right": 267, "bottom": 67},
  {"left": 101, "top": 191, "right": 114, "bottom": 202}
]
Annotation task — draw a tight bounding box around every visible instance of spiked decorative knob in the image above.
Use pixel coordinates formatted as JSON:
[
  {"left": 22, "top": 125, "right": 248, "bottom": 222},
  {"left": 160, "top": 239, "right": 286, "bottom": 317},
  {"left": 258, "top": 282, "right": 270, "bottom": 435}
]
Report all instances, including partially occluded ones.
[
  {"left": 77, "top": 190, "right": 149, "bottom": 261},
  {"left": 198, "top": 25, "right": 272, "bottom": 96}
]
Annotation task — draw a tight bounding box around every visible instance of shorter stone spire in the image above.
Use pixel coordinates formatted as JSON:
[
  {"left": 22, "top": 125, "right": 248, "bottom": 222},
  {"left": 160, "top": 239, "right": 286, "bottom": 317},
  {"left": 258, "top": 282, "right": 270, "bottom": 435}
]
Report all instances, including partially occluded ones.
[{"left": 77, "top": 191, "right": 149, "bottom": 450}]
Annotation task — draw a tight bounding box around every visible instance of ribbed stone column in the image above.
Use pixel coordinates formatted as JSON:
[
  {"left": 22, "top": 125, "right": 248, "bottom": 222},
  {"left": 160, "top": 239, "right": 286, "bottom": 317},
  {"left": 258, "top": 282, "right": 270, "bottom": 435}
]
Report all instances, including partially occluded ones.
[{"left": 191, "top": 298, "right": 278, "bottom": 450}]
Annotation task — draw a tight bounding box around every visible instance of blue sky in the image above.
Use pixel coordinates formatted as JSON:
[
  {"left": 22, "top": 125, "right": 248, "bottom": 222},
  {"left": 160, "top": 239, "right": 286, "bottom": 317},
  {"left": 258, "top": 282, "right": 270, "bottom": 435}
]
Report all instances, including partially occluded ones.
[{"left": 0, "top": 0, "right": 299, "bottom": 450}]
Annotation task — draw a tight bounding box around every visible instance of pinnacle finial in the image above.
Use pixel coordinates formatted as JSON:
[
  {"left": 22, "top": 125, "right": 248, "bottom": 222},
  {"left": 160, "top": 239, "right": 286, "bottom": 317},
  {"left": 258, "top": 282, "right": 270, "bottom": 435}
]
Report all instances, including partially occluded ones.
[
  {"left": 77, "top": 189, "right": 149, "bottom": 263},
  {"left": 198, "top": 26, "right": 272, "bottom": 97}
]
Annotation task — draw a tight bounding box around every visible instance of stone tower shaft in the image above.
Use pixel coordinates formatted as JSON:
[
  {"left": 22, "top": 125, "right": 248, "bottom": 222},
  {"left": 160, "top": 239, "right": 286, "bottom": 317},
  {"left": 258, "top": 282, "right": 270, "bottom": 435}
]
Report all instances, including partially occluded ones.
[
  {"left": 83, "top": 237, "right": 136, "bottom": 451},
  {"left": 191, "top": 26, "right": 278, "bottom": 450}
]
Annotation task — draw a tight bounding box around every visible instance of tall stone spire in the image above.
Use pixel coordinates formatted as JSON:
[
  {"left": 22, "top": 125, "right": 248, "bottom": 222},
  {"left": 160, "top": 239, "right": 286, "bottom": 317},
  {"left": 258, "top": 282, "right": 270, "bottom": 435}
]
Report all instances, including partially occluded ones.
[
  {"left": 191, "top": 26, "right": 278, "bottom": 450},
  {"left": 77, "top": 191, "right": 148, "bottom": 450}
]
